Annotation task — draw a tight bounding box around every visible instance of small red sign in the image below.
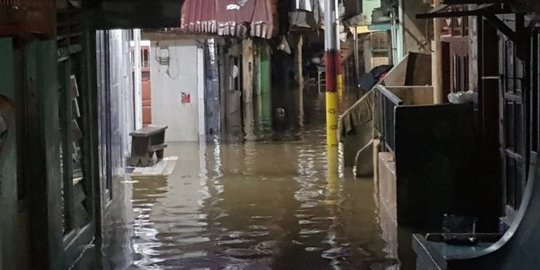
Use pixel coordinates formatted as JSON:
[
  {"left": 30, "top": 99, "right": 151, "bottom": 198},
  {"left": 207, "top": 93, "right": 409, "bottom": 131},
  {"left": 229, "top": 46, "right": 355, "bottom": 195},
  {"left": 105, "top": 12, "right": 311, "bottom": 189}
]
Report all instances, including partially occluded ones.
[{"left": 181, "top": 92, "right": 191, "bottom": 104}]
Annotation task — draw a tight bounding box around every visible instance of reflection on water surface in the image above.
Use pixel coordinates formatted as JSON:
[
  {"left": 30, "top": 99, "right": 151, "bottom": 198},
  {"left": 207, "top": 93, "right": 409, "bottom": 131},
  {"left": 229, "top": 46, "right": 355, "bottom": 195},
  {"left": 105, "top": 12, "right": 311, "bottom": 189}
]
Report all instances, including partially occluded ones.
[{"left": 126, "top": 134, "right": 396, "bottom": 269}]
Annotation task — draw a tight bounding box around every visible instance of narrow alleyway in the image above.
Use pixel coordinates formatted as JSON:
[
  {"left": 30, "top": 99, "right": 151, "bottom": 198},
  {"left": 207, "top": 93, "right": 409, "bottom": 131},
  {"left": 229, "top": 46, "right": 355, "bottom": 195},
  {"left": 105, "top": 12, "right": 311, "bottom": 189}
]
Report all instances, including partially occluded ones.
[{"left": 106, "top": 88, "right": 399, "bottom": 269}]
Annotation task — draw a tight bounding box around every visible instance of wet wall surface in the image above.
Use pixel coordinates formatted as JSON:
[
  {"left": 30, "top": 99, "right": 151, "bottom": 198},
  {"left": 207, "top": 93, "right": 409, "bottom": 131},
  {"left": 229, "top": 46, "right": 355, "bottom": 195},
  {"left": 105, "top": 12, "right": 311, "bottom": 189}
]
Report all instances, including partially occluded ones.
[{"left": 103, "top": 90, "right": 400, "bottom": 270}]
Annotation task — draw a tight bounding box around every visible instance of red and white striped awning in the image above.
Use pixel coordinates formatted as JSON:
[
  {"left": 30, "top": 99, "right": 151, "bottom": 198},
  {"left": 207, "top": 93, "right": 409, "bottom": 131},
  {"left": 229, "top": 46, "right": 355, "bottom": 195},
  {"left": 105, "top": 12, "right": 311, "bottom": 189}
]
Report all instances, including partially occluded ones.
[{"left": 181, "top": 0, "right": 274, "bottom": 39}]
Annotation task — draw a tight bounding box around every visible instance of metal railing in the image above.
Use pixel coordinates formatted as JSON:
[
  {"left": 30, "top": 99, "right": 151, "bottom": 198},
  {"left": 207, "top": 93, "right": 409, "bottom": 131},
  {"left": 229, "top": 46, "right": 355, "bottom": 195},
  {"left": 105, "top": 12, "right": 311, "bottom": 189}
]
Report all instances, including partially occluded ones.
[{"left": 375, "top": 85, "right": 403, "bottom": 152}]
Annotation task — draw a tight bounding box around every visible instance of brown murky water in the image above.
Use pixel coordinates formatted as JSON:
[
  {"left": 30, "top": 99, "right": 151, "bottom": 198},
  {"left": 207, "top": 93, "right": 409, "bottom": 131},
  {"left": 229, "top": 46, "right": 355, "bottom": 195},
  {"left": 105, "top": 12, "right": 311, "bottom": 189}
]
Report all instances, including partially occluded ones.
[
  {"left": 117, "top": 91, "right": 399, "bottom": 269},
  {"left": 127, "top": 143, "right": 396, "bottom": 269}
]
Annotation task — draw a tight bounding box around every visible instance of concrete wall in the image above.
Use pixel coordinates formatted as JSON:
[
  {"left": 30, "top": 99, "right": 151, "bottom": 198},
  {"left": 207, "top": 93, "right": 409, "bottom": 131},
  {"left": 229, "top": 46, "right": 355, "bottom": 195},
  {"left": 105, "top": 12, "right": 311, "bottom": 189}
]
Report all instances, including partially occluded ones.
[{"left": 150, "top": 40, "right": 202, "bottom": 142}]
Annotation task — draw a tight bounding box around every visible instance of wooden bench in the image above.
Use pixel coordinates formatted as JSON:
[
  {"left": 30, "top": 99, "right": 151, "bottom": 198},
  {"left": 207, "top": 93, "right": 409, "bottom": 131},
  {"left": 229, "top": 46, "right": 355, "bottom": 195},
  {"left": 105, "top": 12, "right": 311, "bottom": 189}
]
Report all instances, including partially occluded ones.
[{"left": 128, "top": 125, "right": 168, "bottom": 167}]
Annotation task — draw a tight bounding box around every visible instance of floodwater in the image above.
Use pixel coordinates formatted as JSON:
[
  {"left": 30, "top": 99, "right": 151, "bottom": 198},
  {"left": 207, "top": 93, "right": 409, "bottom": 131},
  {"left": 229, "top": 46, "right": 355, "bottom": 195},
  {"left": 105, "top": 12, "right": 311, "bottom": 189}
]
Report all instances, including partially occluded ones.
[{"left": 110, "top": 89, "right": 400, "bottom": 270}]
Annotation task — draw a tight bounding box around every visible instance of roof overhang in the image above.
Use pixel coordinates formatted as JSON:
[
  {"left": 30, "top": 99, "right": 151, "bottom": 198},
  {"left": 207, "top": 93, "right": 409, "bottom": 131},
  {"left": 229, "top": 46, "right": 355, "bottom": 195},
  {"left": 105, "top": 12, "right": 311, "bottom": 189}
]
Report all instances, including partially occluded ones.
[
  {"left": 416, "top": 3, "right": 511, "bottom": 19},
  {"left": 92, "top": 0, "right": 183, "bottom": 29},
  {"left": 180, "top": 0, "right": 274, "bottom": 39},
  {"left": 416, "top": 3, "right": 519, "bottom": 43}
]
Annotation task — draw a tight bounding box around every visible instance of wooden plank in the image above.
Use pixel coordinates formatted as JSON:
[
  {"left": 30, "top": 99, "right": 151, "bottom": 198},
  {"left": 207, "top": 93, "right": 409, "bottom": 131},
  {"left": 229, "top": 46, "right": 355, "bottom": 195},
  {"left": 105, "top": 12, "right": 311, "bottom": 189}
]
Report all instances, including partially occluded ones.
[
  {"left": 130, "top": 156, "right": 178, "bottom": 178},
  {"left": 0, "top": 1, "right": 55, "bottom": 37}
]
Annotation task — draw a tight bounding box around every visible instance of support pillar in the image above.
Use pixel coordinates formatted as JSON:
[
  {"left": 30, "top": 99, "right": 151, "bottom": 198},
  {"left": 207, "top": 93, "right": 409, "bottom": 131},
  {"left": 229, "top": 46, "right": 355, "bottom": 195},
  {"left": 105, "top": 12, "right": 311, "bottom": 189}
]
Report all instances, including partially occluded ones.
[
  {"left": 133, "top": 29, "right": 143, "bottom": 129},
  {"left": 260, "top": 41, "right": 272, "bottom": 133},
  {"left": 324, "top": 0, "right": 339, "bottom": 148},
  {"left": 296, "top": 34, "right": 304, "bottom": 129},
  {"left": 242, "top": 38, "right": 256, "bottom": 141},
  {"left": 353, "top": 27, "right": 360, "bottom": 89},
  {"left": 432, "top": 0, "right": 443, "bottom": 104}
]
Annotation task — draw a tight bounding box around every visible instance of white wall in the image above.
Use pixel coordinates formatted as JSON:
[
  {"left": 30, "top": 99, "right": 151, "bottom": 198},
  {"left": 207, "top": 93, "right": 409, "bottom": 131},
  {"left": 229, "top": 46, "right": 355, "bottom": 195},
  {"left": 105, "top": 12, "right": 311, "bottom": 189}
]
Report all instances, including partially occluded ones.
[
  {"left": 108, "top": 29, "right": 135, "bottom": 164},
  {"left": 150, "top": 40, "right": 202, "bottom": 142}
]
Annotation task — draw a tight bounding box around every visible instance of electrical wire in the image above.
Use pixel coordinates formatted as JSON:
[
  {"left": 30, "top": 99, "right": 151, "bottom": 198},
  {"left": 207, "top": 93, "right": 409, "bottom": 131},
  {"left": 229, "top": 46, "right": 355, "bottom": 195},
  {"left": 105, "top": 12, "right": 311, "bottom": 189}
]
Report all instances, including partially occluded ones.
[{"left": 166, "top": 43, "right": 180, "bottom": 80}]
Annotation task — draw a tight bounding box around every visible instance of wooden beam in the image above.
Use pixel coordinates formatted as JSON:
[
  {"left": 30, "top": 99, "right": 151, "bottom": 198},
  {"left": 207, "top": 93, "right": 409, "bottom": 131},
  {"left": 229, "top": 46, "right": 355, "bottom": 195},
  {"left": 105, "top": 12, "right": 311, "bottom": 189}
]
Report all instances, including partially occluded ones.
[
  {"left": 433, "top": 0, "right": 443, "bottom": 104},
  {"left": 92, "top": 0, "right": 182, "bottom": 29},
  {"left": 296, "top": 34, "right": 304, "bottom": 129},
  {"left": 242, "top": 38, "right": 256, "bottom": 141},
  {"left": 484, "top": 14, "right": 517, "bottom": 43},
  {"left": 260, "top": 41, "right": 272, "bottom": 132}
]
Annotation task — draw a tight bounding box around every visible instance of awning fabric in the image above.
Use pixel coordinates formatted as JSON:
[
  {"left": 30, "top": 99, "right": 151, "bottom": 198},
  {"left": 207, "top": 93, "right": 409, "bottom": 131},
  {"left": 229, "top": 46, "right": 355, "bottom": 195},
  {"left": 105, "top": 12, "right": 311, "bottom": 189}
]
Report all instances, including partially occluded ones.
[{"left": 181, "top": 0, "right": 274, "bottom": 39}]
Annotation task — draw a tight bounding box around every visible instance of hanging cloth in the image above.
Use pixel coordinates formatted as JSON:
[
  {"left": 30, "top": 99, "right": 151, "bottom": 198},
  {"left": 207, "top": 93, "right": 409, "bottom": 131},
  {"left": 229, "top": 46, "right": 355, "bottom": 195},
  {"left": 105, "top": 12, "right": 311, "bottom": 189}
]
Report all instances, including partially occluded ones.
[{"left": 295, "top": 0, "right": 313, "bottom": 12}]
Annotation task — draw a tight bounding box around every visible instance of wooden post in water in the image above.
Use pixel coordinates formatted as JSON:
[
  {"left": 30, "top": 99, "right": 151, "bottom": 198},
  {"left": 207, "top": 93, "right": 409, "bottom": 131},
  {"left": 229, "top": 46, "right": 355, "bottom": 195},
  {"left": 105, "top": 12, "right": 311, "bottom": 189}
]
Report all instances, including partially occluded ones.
[
  {"left": 254, "top": 42, "right": 262, "bottom": 133},
  {"left": 260, "top": 41, "right": 272, "bottom": 133},
  {"left": 242, "top": 38, "right": 256, "bottom": 141},
  {"left": 296, "top": 34, "right": 304, "bottom": 129}
]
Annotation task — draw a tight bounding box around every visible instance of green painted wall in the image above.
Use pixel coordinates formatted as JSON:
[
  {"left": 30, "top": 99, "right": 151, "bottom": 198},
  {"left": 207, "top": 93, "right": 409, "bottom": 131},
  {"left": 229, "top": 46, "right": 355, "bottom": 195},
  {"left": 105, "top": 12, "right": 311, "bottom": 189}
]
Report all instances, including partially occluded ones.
[
  {"left": 0, "top": 37, "right": 17, "bottom": 270},
  {"left": 24, "top": 40, "right": 64, "bottom": 270},
  {"left": 0, "top": 39, "right": 15, "bottom": 99}
]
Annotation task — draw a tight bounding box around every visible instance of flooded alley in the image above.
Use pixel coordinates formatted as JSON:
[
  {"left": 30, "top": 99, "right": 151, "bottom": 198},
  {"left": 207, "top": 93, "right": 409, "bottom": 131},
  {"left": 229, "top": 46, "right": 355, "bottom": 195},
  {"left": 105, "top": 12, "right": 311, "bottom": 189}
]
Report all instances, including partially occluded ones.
[
  {"left": 111, "top": 92, "right": 398, "bottom": 270},
  {"left": 6, "top": 0, "right": 540, "bottom": 269}
]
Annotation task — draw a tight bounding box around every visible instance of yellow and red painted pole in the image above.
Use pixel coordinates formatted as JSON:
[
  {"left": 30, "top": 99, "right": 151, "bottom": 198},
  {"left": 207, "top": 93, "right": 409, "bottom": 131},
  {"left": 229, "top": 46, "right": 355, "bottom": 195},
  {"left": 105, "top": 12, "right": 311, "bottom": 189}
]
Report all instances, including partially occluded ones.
[
  {"left": 324, "top": 0, "right": 341, "bottom": 174},
  {"left": 325, "top": 51, "right": 339, "bottom": 147},
  {"left": 324, "top": 0, "right": 339, "bottom": 148}
]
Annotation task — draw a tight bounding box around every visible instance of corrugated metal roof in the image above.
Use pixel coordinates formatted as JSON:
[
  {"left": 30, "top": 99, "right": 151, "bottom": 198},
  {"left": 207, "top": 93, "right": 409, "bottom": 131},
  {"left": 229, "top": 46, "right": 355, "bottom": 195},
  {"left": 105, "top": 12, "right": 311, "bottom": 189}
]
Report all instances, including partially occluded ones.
[{"left": 181, "top": 0, "right": 273, "bottom": 39}]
